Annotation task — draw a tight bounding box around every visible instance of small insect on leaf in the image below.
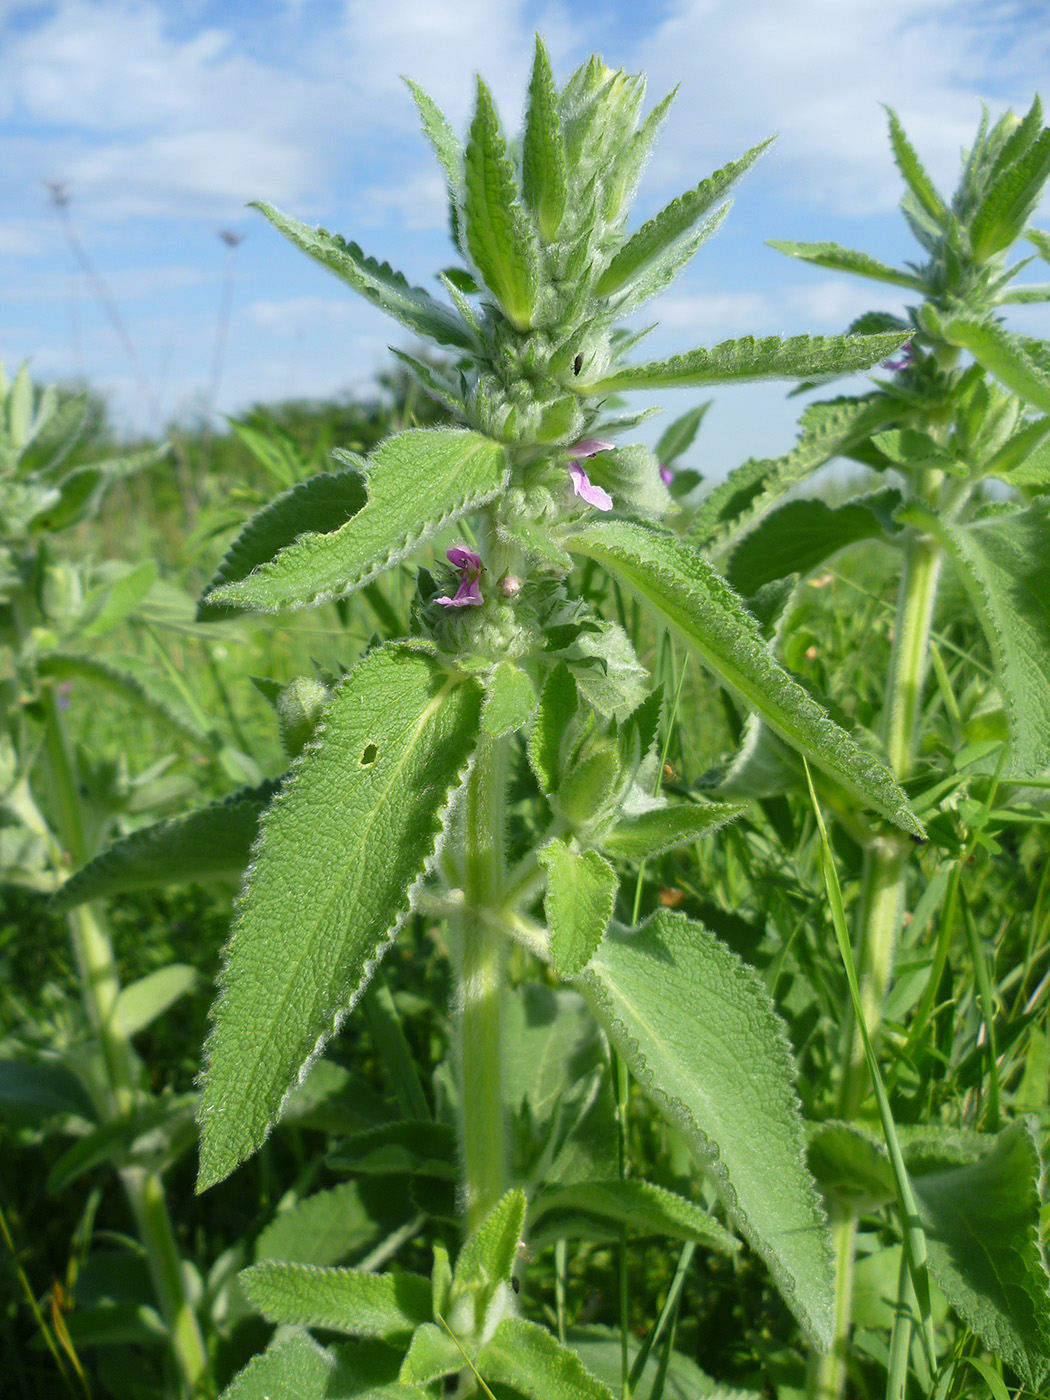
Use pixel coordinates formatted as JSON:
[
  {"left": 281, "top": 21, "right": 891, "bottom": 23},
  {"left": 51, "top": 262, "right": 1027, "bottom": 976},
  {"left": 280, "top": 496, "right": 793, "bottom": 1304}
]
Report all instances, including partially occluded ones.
[{"left": 573, "top": 353, "right": 583, "bottom": 376}]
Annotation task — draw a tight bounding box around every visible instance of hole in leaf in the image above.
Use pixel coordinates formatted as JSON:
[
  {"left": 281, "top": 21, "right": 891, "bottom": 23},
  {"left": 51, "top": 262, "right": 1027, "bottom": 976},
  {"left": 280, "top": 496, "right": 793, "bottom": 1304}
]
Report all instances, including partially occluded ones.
[{"left": 360, "top": 743, "right": 378, "bottom": 766}]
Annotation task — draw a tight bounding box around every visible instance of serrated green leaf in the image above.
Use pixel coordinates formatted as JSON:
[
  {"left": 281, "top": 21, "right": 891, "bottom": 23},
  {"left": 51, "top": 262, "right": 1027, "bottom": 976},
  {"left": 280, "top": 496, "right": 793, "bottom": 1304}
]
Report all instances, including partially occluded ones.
[
  {"left": 482, "top": 661, "right": 537, "bottom": 738},
  {"left": 767, "top": 240, "right": 927, "bottom": 290},
  {"left": 884, "top": 107, "right": 947, "bottom": 224},
  {"left": 36, "top": 652, "right": 207, "bottom": 743},
  {"left": 198, "top": 469, "right": 368, "bottom": 617},
  {"left": 255, "top": 1180, "right": 404, "bottom": 1267},
  {"left": 251, "top": 202, "right": 474, "bottom": 350},
  {"left": 581, "top": 911, "right": 834, "bottom": 1348},
  {"left": 220, "top": 1332, "right": 424, "bottom": 1400},
  {"left": 983, "top": 415, "right": 1050, "bottom": 482},
  {"left": 997, "top": 282, "right": 1050, "bottom": 303},
  {"left": 725, "top": 489, "right": 903, "bottom": 596},
  {"left": 399, "top": 1322, "right": 464, "bottom": 1385},
  {"left": 197, "top": 646, "right": 482, "bottom": 1190},
  {"left": 599, "top": 208, "right": 732, "bottom": 318},
  {"left": 479, "top": 1316, "right": 615, "bottom": 1400},
  {"left": 565, "top": 520, "right": 922, "bottom": 835},
  {"left": 807, "top": 1121, "right": 896, "bottom": 1213},
  {"left": 115, "top": 964, "right": 198, "bottom": 1038},
  {"left": 872, "top": 429, "right": 962, "bottom": 472},
  {"left": 912, "top": 1120, "right": 1050, "bottom": 1388},
  {"left": 970, "top": 127, "right": 1050, "bottom": 262},
  {"left": 463, "top": 78, "right": 540, "bottom": 328},
  {"left": 602, "top": 800, "right": 745, "bottom": 860},
  {"left": 538, "top": 841, "right": 617, "bottom": 977},
  {"left": 239, "top": 1261, "right": 431, "bottom": 1339},
  {"left": 598, "top": 140, "right": 772, "bottom": 299},
  {"left": 687, "top": 395, "right": 900, "bottom": 551},
  {"left": 901, "top": 499, "right": 1050, "bottom": 777},
  {"left": 530, "top": 1178, "right": 739, "bottom": 1253},
  {"left": 528, "top": 662, "right": 578, "bottom": 796},
  {"left": 403, "top": 79, "right": 464, "bottom": 251},
  {"left": 940, "top": 315, "right": 1050, "bottom": 414},
  {"left": 522, "top": 36, "right": 568, "bottom": 242},
  {"left": 656, "top": 402, "right": 711, "bottom": 467},
  {"left": 1028, "top": 227, "right": 1050, "bottom": 263},
  {"left": 202, "top": 430, "right": 507, "bottom": 614},
  {"left": 450, "top": 1187, "right": 525, "bottom": 1334},
  {"left": 51, "top": 781, "right": 278, "bottom": 910}
]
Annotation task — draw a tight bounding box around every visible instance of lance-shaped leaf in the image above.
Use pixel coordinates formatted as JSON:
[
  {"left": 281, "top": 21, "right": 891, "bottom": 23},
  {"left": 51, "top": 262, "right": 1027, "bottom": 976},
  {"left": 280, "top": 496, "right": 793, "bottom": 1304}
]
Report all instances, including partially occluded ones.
[
  {"left": 725, "top": 488, "right": 903, "bottom": 597},
  {"left": 656, "top": 401, "right": 711, "bottom": 467},
  {"left": 239, "top": 1261, "right": 431, "bottom": 1339},
  {"left": 404, "top": 79, "right": 464, "bottom": 252},
  {"left": 601, "top": 800, "right": 745, "bottom": 860},
  {"left": 479, "top": 1316, "right": 616, "bottom": 1400},
  {"left": 52, "top": 781, "right": 279, "bottom": 910},
  {"left": 530, "top": 1178, "right": 739, "bottom": 1253},
  {"left": 565, "top": 520, "right": 922, "bottom": 835},
  {"left": 884, "top": 107, "right": 947, "bottom": 224},
  {"left": 578, "top": 332, "right": 911, "bottom": 395},
  {"left": 767, "top": 240, "right": 927, "bottom": 291},
  {"left": 538, "top": 841, "right": 618, "bottom": 977},
  {"left": 939, "top": 314, "right": 1050, "bottom": 414},
  {"left": 197, "top": 645, "right": 482, "bottom": 1190},
  {"left": 900, "top": 499, "right": 1050, "bottom": 778},
  {"left": 969, "top": 126, "right": 1050, "bottom": 263},
  {"left": 597, "top": 139, "right": 772, "bottom": 298},
  {"left": 201, "top": 430, "right": 507, "bottom": 614},
  {"left": 912, "top": 1120, "right": 1050, "bottom": 1389},
  {"left": 251, "top": 202, "right": 474, "bottom": 350},
  {"left": 522, "top": 36, "right": 568, "bottom": 242},
  {"left": 463, "top": 78, "right": 541, "bottom": 328},
  {"left": 688, "top": 394, "right": 900, "bottom": 550},
  {"left": 580, "top": 911, "right": 835, "bottom": 1349}
]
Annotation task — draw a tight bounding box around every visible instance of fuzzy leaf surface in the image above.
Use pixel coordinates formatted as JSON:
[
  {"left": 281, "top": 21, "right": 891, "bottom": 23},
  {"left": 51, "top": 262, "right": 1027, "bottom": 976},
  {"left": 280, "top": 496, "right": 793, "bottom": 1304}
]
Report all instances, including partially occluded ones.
[
  {"left": 450, "top": 1187, "right": 525, "bottom": 1333},
  {"left": 940, "top": 316, "right": 1050, "bottom": 414},
  {"left": 565, "top": 520, "right": 922, "bottom": 834},
  {"left": 219, "top": 1333, "right": 345, "bottom": 1400},
  {"left": 602, "top": 801, "right": 745, "bottom": 860},
  {"left": 767, "top": 240, "right": 927, "bottom": 289},
  {"left": 903, "top": 500, "right": 1050, "bottom": 777},
  {"left": 252, "top": 202, "right": 473, "bottom": 349},
  {"left": 522, "top": 38, "right": 567, "bottom": 241},
  {"left": 528, "top": 662, "right": 578, "bottom": 795},
  {"left": 598, "top": 140, "right": 772, "bottom": 298},
  {"left": 969, "top": 127, "right": 1050, "bottom": 262},
  {"left": 530, "top": 1178, "right": 739, "bottom": 1253},
  {"left": 463, "top": 78, "right": 540, "bottom": 327},
  {"left": 912, "top": 1120, "right": 1050, "bottom": 1388},
  {"left": 239, "top": 1261, "right": 431, "bottom": 1339},
  {"left": 254, "top": 1180, "right": 405, "bottom": 1267},
  {"left": 539, "top": 842, "right": 618, "bottom": 977},
  {"left": 688, "top": 395, "right": 899, "bottom": 551},
  {"left": 479, "top": 1316, "right": 615, "bottom": 1400},
  {"left": 481, "top": 661, "right": 537, "bottom": 738},
  {"left": 52, "top": 782, "right": 278, "bottom": 910},
  {"left": 197, "top": 646, "right": 482, "bottom": 1189},
  {"left": 202, "top": 430, "right": 507, "bottom": 613},
  {"left": 580, "top": 911, "right": 834, "bottom": 1348},
  {"left": 726, "top": 490, "right": 902, "bottom": 596},
  {"left": 884, "top": 108, "right": 947, "bottom": 223}
]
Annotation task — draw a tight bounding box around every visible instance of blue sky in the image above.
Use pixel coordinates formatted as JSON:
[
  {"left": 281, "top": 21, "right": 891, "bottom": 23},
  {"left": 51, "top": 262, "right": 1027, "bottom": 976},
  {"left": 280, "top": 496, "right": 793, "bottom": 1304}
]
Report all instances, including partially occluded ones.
[{"left": 2, "top": 0, "right": 1048, "bottom": 477}]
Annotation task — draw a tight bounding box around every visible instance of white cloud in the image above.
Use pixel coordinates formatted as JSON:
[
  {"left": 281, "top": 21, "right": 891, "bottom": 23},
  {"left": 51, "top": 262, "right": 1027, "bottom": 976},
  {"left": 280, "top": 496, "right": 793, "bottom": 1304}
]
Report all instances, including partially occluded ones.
[
  {"left": 783, "top": 279, "right": 909, "bottom": 327},
  {"left": 632, "top": 0, "right": 1050, "bottom": 214}
]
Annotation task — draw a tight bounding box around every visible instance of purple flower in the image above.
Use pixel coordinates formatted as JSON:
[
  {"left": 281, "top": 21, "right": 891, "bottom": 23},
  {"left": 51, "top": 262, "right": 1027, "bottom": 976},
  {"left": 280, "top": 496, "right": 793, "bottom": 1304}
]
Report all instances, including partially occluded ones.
[
  {"left": 659, "top": 464, "right": 674, "bottom": 486},
  {"left": 567, "top": 438, "right": 614, "bottom": 511},
  {"left": 881, "top": 342, "right": 914, "bottom": 372},
  {"left": 437, "top": 545, "right": 484, "bottom": 607}
]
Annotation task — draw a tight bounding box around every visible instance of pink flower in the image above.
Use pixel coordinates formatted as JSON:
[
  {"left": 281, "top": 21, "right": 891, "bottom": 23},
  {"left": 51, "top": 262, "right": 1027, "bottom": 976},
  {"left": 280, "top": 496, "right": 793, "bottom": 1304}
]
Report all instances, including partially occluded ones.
[
  {"left": 567, "top": 438, "right": 614, "bottom": 511},
  {"left": 659, "top": 464, "right": 674, "bottom": 486},
  {"left": 881, "top": 342, "right": 913, "bottom": 371},
  {"left": 437, "top": 546, "right": 484, "bottom": 607}
]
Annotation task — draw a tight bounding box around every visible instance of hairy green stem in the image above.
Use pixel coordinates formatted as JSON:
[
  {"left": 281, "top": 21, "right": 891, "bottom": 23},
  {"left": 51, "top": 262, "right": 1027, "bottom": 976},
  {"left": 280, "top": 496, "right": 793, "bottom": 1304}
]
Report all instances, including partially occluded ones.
[
  {"left": 42, "top": 683, "right": 213, "bottom": 1398},
  {"left": 457, "top": 733, "right": 509, "bottom": 1233},
  {"left": 816, "top": 527, "right": 943, "bottom": 1400}
]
